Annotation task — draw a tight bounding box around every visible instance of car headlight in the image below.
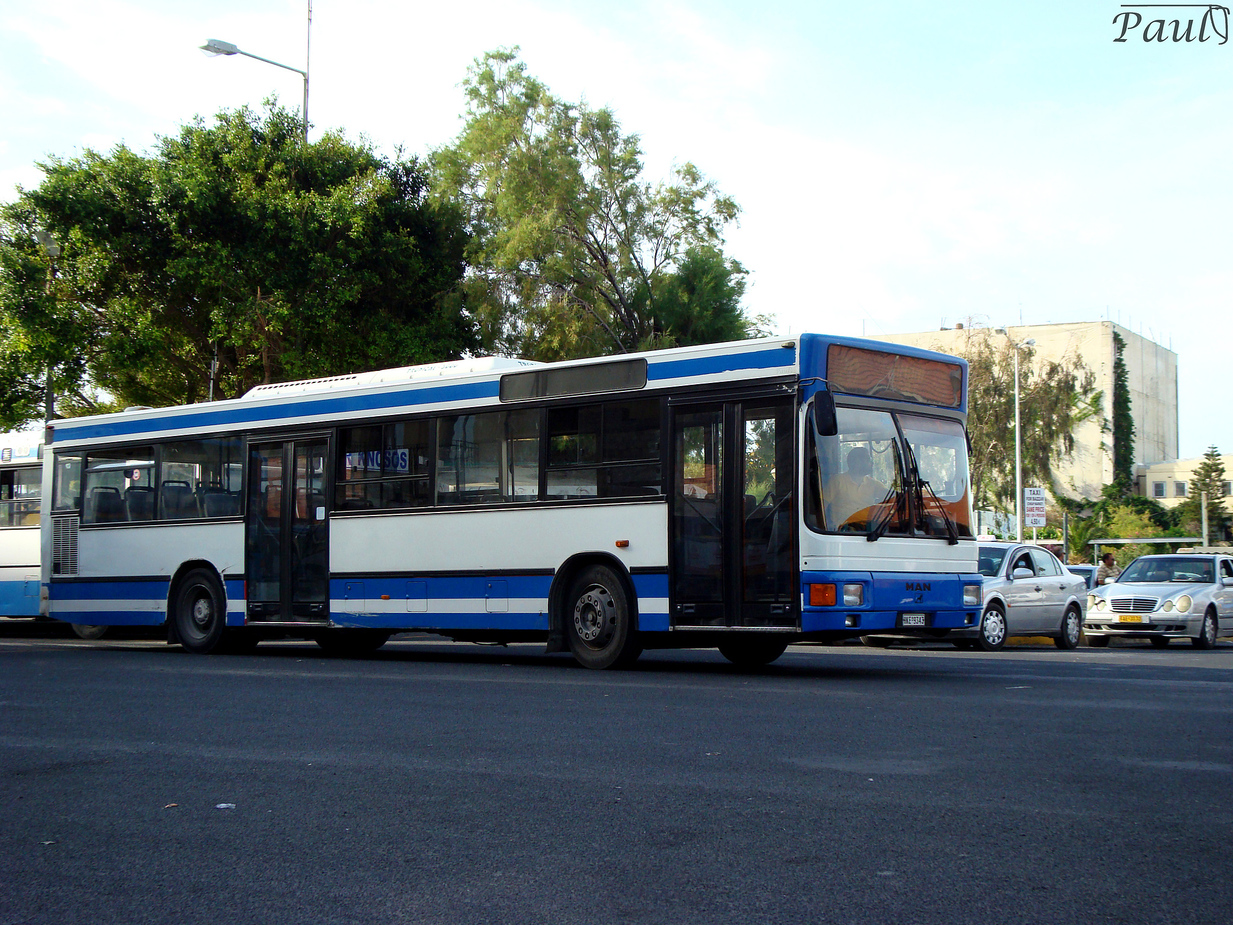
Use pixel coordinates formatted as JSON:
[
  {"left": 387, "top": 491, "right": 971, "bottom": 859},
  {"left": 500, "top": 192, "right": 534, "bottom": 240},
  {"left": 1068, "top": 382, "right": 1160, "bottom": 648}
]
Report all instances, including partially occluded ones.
[
  {"left": 1087, "top": 594, "right": 1096, "bottom": 611},
  {"left": 1162, "top": 599, "right": 1174, "bottom": 612},
  {"left": 963, "top": 584, "right": 981, "bottom": 606},
  {"left": 1176, "top": 595, "right": 1192, "bottom": 614},
  {"left": 1096, "top": 598, "right": 1109, "bottom": 612}
]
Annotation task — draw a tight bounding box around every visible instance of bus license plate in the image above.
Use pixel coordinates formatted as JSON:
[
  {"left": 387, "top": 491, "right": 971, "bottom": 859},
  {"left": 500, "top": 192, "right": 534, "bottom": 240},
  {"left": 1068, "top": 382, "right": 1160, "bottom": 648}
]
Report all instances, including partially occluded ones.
[
  {"left": 1119, "top": 614, "right": 1144, "bottom": 623},
  {"left": 902, "top": 613, "right": 926, "bottom": 627}
]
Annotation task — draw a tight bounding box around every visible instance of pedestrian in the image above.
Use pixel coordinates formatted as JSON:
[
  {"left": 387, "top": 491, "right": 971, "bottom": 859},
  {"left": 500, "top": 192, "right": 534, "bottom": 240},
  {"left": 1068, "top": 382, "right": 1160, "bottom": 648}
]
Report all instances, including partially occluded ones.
[{"left": 1096, "top": 552, "right": 1120, "bottom": 585}]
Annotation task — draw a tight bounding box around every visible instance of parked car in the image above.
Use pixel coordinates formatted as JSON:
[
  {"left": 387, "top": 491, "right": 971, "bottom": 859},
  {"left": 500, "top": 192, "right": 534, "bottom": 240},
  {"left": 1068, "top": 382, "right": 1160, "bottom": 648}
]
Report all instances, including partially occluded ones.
[
  {"left": 1065, "top": 564, "right": 1098, "bottom": 591},
  {"left": 949, "top": 542, "right": 1087, "bottom": 651},
  {"left": 1084, "top": 553, "right": 1233, "bottom": 648}
]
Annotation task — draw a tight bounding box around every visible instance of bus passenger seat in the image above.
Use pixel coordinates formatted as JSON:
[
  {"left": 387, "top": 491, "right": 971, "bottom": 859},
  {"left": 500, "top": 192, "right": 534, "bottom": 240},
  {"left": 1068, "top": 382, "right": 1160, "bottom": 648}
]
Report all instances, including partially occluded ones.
[
  {"left": 89, "top": 486, "right": 125, "bottom": 523},
  {"left": 125, "top": 486, "right": 155, "bottom": 521},
  {"left": 159, "top": 481, "right": 198, "bottom": 519}
]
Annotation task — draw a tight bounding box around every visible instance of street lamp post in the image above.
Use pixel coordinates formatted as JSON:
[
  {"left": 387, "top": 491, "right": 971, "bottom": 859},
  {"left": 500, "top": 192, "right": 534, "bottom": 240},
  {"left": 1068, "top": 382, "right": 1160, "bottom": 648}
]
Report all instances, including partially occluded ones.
[
  {"left": 200, "top": 1, "right": 312, "bottom": 142},
  {"left": 34, "top": 230, "right": 60, "bottom": 424},
  {"left": 997, "top": 328, "right": 1036, "bottom": 542}
]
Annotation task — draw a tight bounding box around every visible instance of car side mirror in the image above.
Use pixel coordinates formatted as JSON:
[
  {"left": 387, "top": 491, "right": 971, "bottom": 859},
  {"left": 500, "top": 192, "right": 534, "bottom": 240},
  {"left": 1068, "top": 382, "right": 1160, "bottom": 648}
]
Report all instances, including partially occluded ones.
[{"left": 1012, "top": 567, "right": 1034, "bottom": 580}]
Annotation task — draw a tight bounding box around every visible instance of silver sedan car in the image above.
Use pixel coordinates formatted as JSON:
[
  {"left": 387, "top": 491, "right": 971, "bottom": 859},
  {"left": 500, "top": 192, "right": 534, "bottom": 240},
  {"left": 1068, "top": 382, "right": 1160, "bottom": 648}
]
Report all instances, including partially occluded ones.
[
  {"left": 951, "top": 543, "right": 1087, "bottom": 651},
  {"left": 1084, "top": 554, "right": 1233, "bottom": 648}
]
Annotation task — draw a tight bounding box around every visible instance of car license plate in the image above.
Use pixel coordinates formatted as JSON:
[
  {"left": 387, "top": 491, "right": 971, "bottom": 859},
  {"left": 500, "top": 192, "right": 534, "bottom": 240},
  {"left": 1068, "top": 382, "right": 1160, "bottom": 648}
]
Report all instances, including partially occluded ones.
[
  {"left": 902, "top": 613, "right": 926, "bottom": 626},
  {"left": 1119, "top": 614, "right": 1144, "bottom": 623}
]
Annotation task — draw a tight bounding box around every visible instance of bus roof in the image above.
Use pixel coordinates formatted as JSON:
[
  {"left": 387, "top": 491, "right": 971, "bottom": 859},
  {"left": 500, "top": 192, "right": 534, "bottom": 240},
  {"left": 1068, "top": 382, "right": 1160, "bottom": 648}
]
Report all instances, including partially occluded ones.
[{"left": 47, "top": 333, "right": 967, "bottom": 448}]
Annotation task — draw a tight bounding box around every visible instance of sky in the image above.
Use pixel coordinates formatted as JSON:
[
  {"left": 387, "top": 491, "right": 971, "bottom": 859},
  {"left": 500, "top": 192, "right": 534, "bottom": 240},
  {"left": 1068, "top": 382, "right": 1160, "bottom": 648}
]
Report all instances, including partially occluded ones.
[{"left": 1, "top": 0, "right": 1229, "bottom": 458}]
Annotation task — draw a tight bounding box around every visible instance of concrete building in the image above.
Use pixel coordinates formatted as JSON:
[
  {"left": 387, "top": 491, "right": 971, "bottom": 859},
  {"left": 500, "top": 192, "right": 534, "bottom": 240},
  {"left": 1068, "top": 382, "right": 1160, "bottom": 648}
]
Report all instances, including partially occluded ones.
[
  {"left": 866, "top": 321, "right": 1178, "bottom": 501},
  {"left": 1137, "top": 455, "right": 1233, "bottom": 509}
]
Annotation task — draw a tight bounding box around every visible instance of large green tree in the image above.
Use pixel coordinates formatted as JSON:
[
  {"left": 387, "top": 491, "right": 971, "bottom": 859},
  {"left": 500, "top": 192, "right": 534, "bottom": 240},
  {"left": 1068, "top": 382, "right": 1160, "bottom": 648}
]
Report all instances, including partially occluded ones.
[
  {"left": 950, "top": 329, "right": 1101, "bottom": 511},
  {"left": 0, "top": 103, "right": 475, "bottom": 426},
  {"left": 431, "top": 48, "right": 766, "bottom": 361}
]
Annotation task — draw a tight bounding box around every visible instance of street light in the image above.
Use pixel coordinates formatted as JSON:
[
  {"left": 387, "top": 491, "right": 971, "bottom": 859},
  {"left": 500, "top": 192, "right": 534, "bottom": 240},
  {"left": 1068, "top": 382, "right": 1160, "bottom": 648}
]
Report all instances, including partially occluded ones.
[
  {"left": 35, "top": 231, "right": 60, "bottom": 424},
  {"left": 200, "top": 1, "right": 312, "bottom": 142},
  {"left": 996, "top": 328, "right": 1035, "bottom": 541}
]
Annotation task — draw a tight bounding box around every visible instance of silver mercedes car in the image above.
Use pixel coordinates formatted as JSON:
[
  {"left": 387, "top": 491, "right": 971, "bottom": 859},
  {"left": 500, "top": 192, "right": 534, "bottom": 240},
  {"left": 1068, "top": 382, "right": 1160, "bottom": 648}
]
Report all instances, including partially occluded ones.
[{"left": 1084, "top": 553, "right": 1233, "bottom": 648}]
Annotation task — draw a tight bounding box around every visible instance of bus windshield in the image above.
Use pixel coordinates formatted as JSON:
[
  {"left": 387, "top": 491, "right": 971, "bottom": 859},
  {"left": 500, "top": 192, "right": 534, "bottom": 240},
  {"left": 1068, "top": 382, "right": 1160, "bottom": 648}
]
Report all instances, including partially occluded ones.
[{"left": 806, "top": 402, "right": 973, "bottom": 539}]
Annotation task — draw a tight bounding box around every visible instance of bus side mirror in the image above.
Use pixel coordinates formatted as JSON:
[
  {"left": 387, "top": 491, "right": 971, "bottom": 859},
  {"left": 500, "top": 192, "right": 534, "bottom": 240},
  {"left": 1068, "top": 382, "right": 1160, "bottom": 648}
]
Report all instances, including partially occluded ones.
[{"left": 814, "top": 392, "right": 837, "bottom": 437}]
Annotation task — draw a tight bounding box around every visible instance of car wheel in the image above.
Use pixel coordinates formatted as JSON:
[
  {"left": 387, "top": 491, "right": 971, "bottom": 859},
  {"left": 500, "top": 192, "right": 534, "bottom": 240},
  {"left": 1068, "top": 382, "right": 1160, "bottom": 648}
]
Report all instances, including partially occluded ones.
[
  {"left": 1193, "top": 610, "right": 1218, "bottom": 650},
  {"left": 718, "top": 636, "right": 789, "bottom": 668},
  {"left": 1086, "top": 634, "right": 1110, "bottom": 647},
  {"left": 1149, "top": 636, "right": 1170, "bottom": 649},
  {"left": 975, "top": 604, "right": 1007, "bottom": 651},
  {"left": 1054, "top": 606, "right": 1082, "bottom": 650}
]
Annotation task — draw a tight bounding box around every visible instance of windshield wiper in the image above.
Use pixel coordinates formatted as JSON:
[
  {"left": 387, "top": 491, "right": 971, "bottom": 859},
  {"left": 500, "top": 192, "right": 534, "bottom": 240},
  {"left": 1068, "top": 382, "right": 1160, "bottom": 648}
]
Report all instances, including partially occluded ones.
[
  {"left": 903, "top": 441, "right": 959, "bottom": 545},
  {"left": 865, "top": 485, "right": 903, "bottom": 542}
]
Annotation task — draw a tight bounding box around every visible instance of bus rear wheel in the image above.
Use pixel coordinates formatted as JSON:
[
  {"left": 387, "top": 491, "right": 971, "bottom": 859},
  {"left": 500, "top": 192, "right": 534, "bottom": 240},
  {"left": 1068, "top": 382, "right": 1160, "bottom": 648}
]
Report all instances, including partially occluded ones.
[
  {"left": 718, "top": 636, "right": 789, "bottom": 668},
  {"left": 72, "top": 624, "right": 108, "bottom": 640},
  {"left": 174, "top": 569, "right": 226, "bottom": 654},
  {"left": 566, "top": 565, "right": 639, "bottom": 669}
]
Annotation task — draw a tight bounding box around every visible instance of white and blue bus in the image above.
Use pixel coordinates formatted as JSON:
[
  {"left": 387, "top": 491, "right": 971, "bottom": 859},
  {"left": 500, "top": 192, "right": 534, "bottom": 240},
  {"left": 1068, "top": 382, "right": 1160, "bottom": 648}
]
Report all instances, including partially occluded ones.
[
  {"left": 41, "top": 335, "right": 983, "bottom": 667},
  {"left": 1, "top": 431, "right": 43, "bottom": 619}
]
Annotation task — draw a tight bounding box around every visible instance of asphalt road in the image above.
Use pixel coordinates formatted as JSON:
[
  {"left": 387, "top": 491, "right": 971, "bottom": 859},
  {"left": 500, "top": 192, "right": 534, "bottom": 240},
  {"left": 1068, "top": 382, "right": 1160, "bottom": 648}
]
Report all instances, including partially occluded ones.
[{"left": 2, "top": 626, "right": 1231, "bottom": 925}]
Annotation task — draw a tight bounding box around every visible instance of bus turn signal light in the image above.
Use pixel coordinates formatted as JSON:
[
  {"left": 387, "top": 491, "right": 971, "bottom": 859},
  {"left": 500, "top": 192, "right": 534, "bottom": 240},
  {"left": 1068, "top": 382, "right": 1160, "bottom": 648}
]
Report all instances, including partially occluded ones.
[
  {"left": 809, "top": 583, "right": 837, "bottom": 607},
  {"left": 615, "top": 540, "right": 629, "bottom": 548}
]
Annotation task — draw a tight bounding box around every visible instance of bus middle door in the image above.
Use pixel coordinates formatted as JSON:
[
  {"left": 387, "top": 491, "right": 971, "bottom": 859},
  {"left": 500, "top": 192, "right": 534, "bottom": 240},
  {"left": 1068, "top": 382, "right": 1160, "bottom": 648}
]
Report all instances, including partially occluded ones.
[
  {"left": 245, "top": 437, "right": 330, "bottom": 624},
  {"left": 670, "top": 397, "right": 796, "bottom": 629}
]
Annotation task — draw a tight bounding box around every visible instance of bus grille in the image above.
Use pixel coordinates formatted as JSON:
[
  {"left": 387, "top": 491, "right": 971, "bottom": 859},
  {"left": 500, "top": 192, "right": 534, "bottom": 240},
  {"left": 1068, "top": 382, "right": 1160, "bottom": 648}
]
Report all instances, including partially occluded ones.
[
  {"left": 1109, "top": 597, "right": 1158, "bottom": 613},
  {"left": 52, "top": 515, "right": 79, "bottom": 576}
]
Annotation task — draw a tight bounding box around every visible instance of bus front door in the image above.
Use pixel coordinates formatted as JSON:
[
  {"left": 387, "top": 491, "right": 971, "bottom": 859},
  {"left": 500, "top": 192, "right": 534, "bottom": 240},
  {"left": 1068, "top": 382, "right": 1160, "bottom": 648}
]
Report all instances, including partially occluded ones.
[
  {"left": 245, "top": 438, "right": 330, "bottom": 624},
  {"left": 671, "top": 398, "right": 796, "bottom": 629}
]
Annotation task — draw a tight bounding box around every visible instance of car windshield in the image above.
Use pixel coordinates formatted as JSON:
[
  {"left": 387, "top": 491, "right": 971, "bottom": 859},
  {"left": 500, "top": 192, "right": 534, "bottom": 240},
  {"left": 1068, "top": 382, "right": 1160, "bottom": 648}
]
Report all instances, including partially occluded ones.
[
  {"left": 1118, "top": 557, "right": 1214, "bottom": 584},
  {"left": 978, "top": 546, "right": 1008, "bottom": 578}
]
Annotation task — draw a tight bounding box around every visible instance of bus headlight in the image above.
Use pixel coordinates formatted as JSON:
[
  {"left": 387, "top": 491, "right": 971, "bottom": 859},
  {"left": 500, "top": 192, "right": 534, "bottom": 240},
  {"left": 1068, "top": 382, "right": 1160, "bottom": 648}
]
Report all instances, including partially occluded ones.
[
  {"left": 963, "top": 584, "right": 981, "bottom": 606},
  {"left": 843, "top": 583, "right": 864, "bottom": 606}
]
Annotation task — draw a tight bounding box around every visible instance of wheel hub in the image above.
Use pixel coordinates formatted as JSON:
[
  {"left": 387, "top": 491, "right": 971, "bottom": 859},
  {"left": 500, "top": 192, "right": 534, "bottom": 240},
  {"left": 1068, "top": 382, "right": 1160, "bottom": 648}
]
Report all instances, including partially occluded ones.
[
  {"left": 191, "top": 595, "right": 212, "bottom": 630},
  {"left": 573, "top": 586, "right": 614, "bottom": 646}
]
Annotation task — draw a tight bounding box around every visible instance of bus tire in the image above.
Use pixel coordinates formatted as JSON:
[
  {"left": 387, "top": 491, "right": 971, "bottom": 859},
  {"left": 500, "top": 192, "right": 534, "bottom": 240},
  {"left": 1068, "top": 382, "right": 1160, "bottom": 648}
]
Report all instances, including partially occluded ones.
[
  {"left": 173, "top": 568, "right": 227, "bottom": 654},
  {"left": 566, "top": 565, "right": 638, "bottom": 669},
  {"left": 718, "top": 636, "right": 788, "bottom": 668},
  {"left": 71, "top": 624, "right": 108, "bottom": 640}
]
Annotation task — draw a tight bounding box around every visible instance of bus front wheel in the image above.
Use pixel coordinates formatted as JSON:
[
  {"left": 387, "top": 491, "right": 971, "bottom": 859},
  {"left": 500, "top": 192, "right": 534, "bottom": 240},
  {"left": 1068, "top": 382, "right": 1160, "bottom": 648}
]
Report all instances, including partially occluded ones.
[
  {"left": 174, "top": 569, "right": 226, "bottom": 654},
  {"left": 566, "top": 565, "right": 639, "bottom": 669}
]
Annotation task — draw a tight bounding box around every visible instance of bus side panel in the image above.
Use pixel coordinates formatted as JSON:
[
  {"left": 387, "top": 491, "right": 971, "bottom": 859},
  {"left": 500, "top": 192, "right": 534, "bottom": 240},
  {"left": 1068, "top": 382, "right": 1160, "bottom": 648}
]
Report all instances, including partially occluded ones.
[
  {"left": 328, "top": 503, "right": 668, "bottom": 632},
  {"left": 50, "top": 577, "right": 170, "bottom": 626},
  {"left": 0, "top": 527, "right": 41, "bottom": 617},
  {"left": 50, "top": 522, "right": 243, "bottom": 627}
]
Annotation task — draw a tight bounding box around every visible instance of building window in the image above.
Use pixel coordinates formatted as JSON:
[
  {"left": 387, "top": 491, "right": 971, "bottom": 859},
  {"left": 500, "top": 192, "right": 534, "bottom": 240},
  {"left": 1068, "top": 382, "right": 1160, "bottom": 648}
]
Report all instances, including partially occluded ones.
[
  {"left": 1224, "top": 482, "right": 1232, "bottom": 498},
  {"left": 1175, "top": 482, "right": 1188, "bottom": 498},
  {"left": 1152, "top": 481, "right": 1165, "bottom": 498}
]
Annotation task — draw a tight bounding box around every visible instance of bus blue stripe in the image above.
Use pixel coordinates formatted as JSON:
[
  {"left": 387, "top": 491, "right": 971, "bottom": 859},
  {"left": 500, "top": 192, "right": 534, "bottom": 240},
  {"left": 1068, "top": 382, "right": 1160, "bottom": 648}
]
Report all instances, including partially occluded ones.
[{"left": 646, "top": 347, "right": 795, "bottom": 381}]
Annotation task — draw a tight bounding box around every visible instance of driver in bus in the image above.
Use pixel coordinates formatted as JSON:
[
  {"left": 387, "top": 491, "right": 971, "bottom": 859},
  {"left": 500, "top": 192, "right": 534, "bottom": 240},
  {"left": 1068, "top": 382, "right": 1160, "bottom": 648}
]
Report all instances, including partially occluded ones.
[{"left": 828, "top": 447, "right": 888, "bottom": 528}]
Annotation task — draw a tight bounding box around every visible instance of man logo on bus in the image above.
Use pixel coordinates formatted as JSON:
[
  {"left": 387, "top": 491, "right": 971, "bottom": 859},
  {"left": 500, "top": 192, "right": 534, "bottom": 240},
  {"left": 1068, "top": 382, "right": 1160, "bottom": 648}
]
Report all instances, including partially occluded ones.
[{"left": 905, "top": 582, "right": 931, "bottom": 592}]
